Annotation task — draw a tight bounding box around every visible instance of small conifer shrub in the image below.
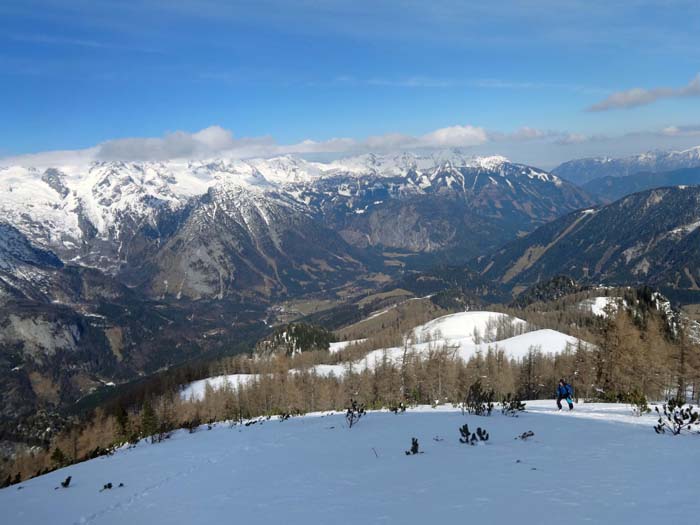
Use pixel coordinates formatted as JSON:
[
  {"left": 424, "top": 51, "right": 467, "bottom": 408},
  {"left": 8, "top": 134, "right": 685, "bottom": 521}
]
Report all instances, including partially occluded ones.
[
  {"left": 654, "top": 399, "right": 700, "bottom": 435},
  {"left": 390, "top": 402, "right": 406, "bottom": 414},
  {"left": 500, "top": 394, "right": 526, "bottom": 417},
  {"left": 625, "top": 390, "right": 651, "bottom": 416},
  {"left": 346, "top": 399, "right": 366, "bottom": 428},
  {"left": 463, "top": 380, "right": 494, "bottom": 416},
  {"left": 405, "top": 437, "right": 420, "bottom": 455},
  {"left": 459, "top": 424, "right": 489, "bottom": 445}
]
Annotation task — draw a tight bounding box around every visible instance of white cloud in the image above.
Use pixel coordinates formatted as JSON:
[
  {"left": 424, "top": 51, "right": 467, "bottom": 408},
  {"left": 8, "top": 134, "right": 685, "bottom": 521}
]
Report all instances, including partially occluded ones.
[
  {"left": 555, "top": 133, "right": 591, "bottom": 145},
  {"left": 0, "top": 123, "right": 495, "bottom": 168},
  {"left": 363, "top": 133, "right": 414, "bottom": 150},
  {"left": 96, "top": 126, "right": 250, "bottom": 160},
  {"left": 499, "top": 127, "right": 554, "bottom": 141},
  {"left": 661, "top": 125, "right": 700, "bottom": 137},
  {"left": 417, "top": 125, "right": 489, "bottom": 148},
  {"left": 588, "top": 73, "right": 700, "bottom": 111},
  {"left": 78, "top": 125, "right": 489, "bottom": 163}
]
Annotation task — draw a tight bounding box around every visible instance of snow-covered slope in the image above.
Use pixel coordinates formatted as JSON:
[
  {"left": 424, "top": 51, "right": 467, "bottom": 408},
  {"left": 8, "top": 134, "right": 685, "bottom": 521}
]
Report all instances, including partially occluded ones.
[
  {"left": 0, "top": 222, "right": 64, "bottom": 301},
  {"left": 577, "top": 296, "right": 625, "bottom": 317},
  {"left": 328, "top": 339, "right": 366, "bottom": 353},
  {"left": 412, "top": 311, "right": 527, "bottom": 343},
  {"left": 180, "top": 374, "right": 258, "bottom": 401},
  {"left": 327, "top": 329, "right": 584, "bottom": 378},
  {"left": 2, "top": 403, "right": 696, "bottom": 525}
]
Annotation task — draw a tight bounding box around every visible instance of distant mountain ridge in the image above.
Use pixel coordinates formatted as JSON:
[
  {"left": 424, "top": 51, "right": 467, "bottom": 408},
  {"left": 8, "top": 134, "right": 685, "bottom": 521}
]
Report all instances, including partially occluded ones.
[
  {"left": 553, "top": 146, "right": 700, "bottom": 185},
  {"left": 583, "top": 167, "right": 700, "bottom": 202},
  {"left": 476, "top": 185, "right": 700, "bottom": 296}
]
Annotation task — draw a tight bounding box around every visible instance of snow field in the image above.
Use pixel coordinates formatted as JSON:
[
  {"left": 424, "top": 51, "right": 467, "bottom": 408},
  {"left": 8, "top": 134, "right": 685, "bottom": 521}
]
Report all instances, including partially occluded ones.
[{"left": 2, "top": 402, "right": 698, "bottom": 525}]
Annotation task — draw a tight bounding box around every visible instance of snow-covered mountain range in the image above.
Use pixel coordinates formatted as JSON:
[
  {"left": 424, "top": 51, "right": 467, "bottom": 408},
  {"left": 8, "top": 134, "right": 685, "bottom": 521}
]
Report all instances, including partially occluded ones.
[{"left": 0, "top": 152, "right": 592, "bottom": 301}]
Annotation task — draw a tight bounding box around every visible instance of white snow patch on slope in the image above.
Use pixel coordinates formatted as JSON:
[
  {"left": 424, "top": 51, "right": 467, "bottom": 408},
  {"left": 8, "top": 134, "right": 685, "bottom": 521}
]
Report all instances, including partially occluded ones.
[
  {"left": 578, "top": 297, "right": 625, "bottom": 317},
  {"left": 329, "top": 339, "right": 366, "bottom": 353},
  {"left": 3, "top": 403, "right": 697, "bottom": 525},
  {"left": 348, "top": 328, "right": 583, "bottom": 373},
  {"left": 180, "top": 374, "right": 257, "bottom": 401},
  {"left": 413, "top": 311, "right": 527, "bottom": 344},
  {"left": 669, "top": 219, "right": 700, "bottom": 237}
]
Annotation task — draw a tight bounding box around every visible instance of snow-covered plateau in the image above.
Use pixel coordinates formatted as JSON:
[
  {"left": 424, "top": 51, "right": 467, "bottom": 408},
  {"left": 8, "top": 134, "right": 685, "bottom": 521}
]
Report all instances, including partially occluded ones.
[{"left": 1, "top": 402, "right": 697, "bottom": 525}]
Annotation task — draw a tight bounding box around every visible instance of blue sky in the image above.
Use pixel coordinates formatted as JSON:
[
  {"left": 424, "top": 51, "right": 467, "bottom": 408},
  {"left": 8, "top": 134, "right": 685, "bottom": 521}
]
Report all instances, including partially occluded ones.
[{"left": 1, "top": 0, "right": 699, "bottom": 167}]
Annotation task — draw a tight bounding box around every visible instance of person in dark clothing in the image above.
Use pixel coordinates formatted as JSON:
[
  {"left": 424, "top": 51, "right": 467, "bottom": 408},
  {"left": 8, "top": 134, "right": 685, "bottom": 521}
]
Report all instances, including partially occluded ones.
[{"left": 556, "top": 379, "right": 574, "bottom": 410}]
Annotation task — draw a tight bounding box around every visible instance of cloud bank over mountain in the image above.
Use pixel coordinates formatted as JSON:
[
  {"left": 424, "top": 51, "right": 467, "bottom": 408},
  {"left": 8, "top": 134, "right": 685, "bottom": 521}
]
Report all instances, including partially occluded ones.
[{"left": 2, "top": 123, "right": 700, "bottom": 170}]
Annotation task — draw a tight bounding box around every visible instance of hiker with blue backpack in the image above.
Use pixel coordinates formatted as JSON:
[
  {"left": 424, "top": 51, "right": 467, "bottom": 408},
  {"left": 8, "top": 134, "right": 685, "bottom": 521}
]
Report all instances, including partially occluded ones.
[{"left": 556, "top": 379, "right": 574, "bottom": 411}]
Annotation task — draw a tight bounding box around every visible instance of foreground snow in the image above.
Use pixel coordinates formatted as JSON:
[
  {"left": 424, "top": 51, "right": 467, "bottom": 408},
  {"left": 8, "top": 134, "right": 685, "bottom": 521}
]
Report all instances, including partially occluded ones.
[{"left": 2, "top": 402, "right": 697, "bottom": 525}]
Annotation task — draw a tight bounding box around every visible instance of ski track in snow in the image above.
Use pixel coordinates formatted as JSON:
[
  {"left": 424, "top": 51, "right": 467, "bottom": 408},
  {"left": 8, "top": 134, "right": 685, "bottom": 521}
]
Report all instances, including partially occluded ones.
[{"left": 2, "top": 401, "right": 699, "bottom": 525}]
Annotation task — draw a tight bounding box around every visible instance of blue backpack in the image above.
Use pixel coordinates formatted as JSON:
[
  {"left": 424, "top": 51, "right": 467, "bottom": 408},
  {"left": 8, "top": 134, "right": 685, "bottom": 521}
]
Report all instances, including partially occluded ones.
[{"left": 558, "top": 383, "right": 573, "bottom": 397}]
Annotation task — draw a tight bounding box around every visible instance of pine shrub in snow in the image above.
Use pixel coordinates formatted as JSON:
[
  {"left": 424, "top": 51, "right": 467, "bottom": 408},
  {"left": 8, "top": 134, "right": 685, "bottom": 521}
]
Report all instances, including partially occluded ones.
[
  {"left": 345, "top": 399, "right": 366, "bottom": 428},
  {"left": 500, "top": 394, "right": 526, "bottom": 417},
  {"left": 405, "top": 437, "right": 420, "bottom": 455},
  {"left": 625, "top": 390, "right": 651, "bottom": 416},
  {"left": 184, "top": 416, "right": 202, "bottom": 433},
  {"left": 390, "top": 402, "right": 406, "bottom": 414},
  {"left": 463, "top": 380, "right": 494, "bottom": 416},
  {"left": 140, "top": 400, "right": 159, "bottom": 442},
  {"left": 50, "top": 447, "right": 67, "bottom": 467},
  {"left": 459, "top": 424, "right": 489, "bottom": 445},
  {"left": 2, "top": 475, "right": 13, "bottom": 488},
  {"left": 654, "top": 399, "right": 700, "bottom": 435}
]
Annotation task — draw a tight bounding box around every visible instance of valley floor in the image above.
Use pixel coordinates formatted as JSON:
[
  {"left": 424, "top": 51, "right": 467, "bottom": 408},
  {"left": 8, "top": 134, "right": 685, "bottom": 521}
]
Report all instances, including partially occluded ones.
[{"left": 1, "top": 402, "right": 698, "bottom": 524}]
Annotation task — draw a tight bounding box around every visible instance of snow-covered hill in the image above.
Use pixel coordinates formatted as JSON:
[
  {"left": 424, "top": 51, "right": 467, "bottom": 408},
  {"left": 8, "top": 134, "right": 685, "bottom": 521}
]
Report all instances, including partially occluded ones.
[
  {"left": 2, "top": 402, "right": 696, "bottom": 525},
  {"left": 306, "top": 312, "right": 587, "bottom": 380},
  {"left": 412, "top": 311, "right": 527, "bottom": 342},
  {"left": 181, "top": 312, "right": 589, "bottom": 401}
]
